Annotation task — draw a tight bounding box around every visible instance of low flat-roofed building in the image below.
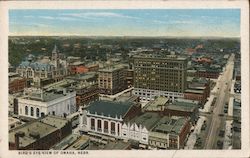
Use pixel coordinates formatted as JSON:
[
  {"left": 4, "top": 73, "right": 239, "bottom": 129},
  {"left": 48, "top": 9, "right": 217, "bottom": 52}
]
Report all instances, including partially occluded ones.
[
  {"left": 9, "top": 117, "right": 22, "bottom": 130},
  {"left": 149, "top": 116, "right": 191, "bottom": 149},
  {"left": 52, "top": 134, "right": 89, "bottom": 150},
  {"left": 103, "top": 140, "right": 131, "bottom": 150},
  {"left": 17, "top": 88, "right": 76, "bottom": 119},
  {"left": 86, "top": 139, "right": 131, "bottom": 150},
  {"left": 66, "top": 135, "right": 90, "bottom": 150},
  {"left": 66, "top": 72, "right": 98, "bottom": 83},
  {"left": 184, "top": 77, "right": 210, "bottom": 106},
  {"left": 143, "top": 97, "right": 169, "bottom": 112},
  {"left": 9, "top": 115, "right": 72, "bottom": 150},
  {"left": 164, "top": 99, "right": 199, "bottom": 122},
  {"left": 44, "top": 73, "right": 99, "bottom": 110}
]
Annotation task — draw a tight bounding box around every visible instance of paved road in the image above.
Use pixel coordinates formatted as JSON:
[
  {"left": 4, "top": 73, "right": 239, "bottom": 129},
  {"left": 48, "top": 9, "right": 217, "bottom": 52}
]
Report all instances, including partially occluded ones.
[{"left": 204, "top": 54, "right": 235, "bottom": 149}]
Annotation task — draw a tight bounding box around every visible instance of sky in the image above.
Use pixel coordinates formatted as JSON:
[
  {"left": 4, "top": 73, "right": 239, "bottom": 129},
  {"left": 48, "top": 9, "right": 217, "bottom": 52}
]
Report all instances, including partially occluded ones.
[{"left": 9, "top": 9, "right": 240, "bottom": 37}]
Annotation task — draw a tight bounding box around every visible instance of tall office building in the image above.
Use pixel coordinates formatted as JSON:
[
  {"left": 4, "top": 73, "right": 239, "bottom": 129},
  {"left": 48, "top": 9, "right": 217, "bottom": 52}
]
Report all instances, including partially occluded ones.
[
  {"left": 133, "top": 55, "right": 187, "bottom": 101},
  {"left": 98, "top": 65, "right": 126, "bottom": 95}
]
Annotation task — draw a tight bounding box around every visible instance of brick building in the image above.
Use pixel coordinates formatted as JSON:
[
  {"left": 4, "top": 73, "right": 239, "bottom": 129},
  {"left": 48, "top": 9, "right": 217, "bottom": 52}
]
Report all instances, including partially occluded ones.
[
  {"left": 149, "top": 116, "right": 191, "bottom": 149},
  {"left": 9, "top": 115, "right": 72, "bottom": 150},
  {"left": 184, "top": 78, "right": 210, "bottom": 106},
  {"left": 9, "top": 73, "right": 28, "bottom": 94},
  {"left": 98, "top": 65, "right": 127, "bottom": 95}
]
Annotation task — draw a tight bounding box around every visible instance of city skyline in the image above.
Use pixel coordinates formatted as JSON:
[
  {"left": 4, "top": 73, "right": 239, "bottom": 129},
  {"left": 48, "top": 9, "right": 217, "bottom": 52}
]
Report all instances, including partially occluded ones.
[{"left": 9, "top": 9, "right": 240, "bottom": 37}]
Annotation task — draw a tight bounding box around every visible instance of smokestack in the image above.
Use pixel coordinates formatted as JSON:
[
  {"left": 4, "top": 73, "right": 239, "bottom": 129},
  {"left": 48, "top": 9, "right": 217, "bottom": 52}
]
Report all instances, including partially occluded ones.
[{"left": 14, "top": 133, "right": 20, "bottom": 150}]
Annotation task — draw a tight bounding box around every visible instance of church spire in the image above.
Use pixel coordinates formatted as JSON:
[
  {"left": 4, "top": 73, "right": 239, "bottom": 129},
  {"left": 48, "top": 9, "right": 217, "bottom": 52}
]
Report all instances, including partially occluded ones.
[{"left": 52, "top": 44, "right": 58, "bottom": 54}]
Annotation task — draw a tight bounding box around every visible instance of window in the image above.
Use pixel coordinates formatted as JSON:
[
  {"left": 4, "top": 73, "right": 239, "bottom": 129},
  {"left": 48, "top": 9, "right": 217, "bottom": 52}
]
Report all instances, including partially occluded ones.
[
  {"left": 52, "top": 111, "right": 55, "bottom": 115},
  {"left": 41, "top": 112, "right": 45, "bottom": 117},
  {"left": 25, "top": 106, "right": 28, "bottom": 115},
  {"left": 36, "top": 108, "right": 39, "bottom": 117},
  {"left": 30, "top": 107, "right": 34, "bottom": 116}
]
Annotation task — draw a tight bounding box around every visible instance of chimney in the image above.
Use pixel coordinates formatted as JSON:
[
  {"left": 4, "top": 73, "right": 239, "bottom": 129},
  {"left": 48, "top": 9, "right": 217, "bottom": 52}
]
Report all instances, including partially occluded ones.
[
  {"left": 63, "top": 88, "right": 67, "bottom": 96},
  {"left": 14, "top": 133, "right": 20, "bottom": 150}
]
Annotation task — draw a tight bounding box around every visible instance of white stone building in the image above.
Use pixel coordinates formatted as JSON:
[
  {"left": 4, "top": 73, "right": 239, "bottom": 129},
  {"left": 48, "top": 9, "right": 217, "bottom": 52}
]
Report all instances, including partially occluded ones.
[
  {"left": 121, "top": 122, "right": 148, "bottom": 145},
  {"left": 17, "top": 89, "right": 76, "bottom": 119},
  {"left": 79, "top": 100, "right": 140, "bottom": 139},
  {"left": 121, "top": 112, "right": 161, "bottom": 145}
]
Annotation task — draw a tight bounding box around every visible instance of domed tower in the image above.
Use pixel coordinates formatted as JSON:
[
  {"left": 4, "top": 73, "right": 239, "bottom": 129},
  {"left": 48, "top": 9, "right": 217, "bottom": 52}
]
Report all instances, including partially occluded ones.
[{"left": 51, "top": 44, "right": 59, "bottom": 68}]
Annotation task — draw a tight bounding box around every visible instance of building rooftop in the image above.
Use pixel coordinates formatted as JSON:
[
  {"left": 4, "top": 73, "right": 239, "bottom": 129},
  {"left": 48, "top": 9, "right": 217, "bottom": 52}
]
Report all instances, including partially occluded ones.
[
  {"left": 19, "top": 61, "right": 54, "bottom": 71},
  {"left": 9, "top": 115, "right": 69, "bottom": 148},
  {"left": 103, "top": 140, "right": 130, "bottom": 150},
  {"left": 133, "top": 54, "right": 187, "bottom": 61},
  {"left": 98, "top": 64, "right": 125, "bottom": 72},
  {"left": 66, "top": 135, "right": 89, "bottom": 150},
  {"left": 86, "top": 100, "right": 134, "bottom": 118},
  {"left": 22, "top": 89, "right": 74, "bottom": 102},
  {"left": 9, "top": 117, "right": 21, "bottom": 126},
  {"left": 152, "top": 116, "right": 189, "bottom": 135},
  {"left": 66, "top": 72, "right": 97, "bottom": 81},
  {"left": 185, "top": 89, "right": 204, "bottom": 94},
  {"left": 143, "top": 97, "right": 169, "bottom": 111},
  {"left": 166, "top": 100, "right": 198, "bottom": 112},
  {"left": 129, "top": 112, "right": 161, "bottom": 130}
]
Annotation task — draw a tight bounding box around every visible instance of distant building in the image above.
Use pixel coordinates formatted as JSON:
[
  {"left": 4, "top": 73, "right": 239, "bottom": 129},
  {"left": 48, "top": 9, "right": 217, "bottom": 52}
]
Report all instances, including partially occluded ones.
[
  {"left": 9, "top": 73, "right": 28, "bottom": 94},
  {"left": 149, "top": 116, "right": 191, "bottom": 149},
  {"left": 196, "top": 68, "right": 220, "bottom": 79},
  {"left": 44, "top": 72, "right": 99, "bottom": 110},
  {"left": 68, "top": 61, "right": 89, "bottom": 75},
  {"left": 79, "top": 100, "right": 141, "bottom": 139},
  {"left": 9, "top": 115, "right": 72, "bottom": 150},
  {"left": 98, "top": 65, "right": 127, "bottom": 95},
  {"left": 133, "top": 55, "right": 187, "bottom": 101},
  {"left": 16, "top": 45, "right": 68, "bottom": 87},
  {"left": 71, "top": 81, "right": 99, "bottom": 109},
  {"left": 17, "top": 88, "right": 76, "bottom": 119},
  {"left": 184, "top": 78, "right": 210, "bottom": 106},
  {"left": 126, "top": 69, "right": 134, "bottom": 88}
]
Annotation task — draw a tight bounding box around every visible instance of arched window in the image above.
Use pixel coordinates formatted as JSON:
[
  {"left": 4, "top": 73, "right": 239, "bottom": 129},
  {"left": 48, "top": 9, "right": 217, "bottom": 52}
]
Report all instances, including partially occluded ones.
[
  {"left": 30, "top": 107, "right": 34, "bottom": 116},
  {"left": 36, "top": 108, "right": 40, "bottom": 117},
  {"left": 25, "top": 106, "right": 28, "bottom": 115}
]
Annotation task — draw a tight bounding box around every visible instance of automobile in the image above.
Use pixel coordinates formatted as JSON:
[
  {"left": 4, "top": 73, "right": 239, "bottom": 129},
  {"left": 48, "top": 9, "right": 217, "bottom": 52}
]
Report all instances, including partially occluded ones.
[
  {"left": 217, "top": 140, "right": 223, "bottom": 147},
  {"left": 219, "top": 130, "right": 225, "bottom": 137}
]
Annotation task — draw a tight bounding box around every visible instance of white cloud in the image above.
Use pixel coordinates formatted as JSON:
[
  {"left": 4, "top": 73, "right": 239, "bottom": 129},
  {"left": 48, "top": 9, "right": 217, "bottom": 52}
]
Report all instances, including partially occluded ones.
[
  {"left": 153, "top": 20, "right": 167, "bottom": 24},
  {"left": 39, "top": 16, "right": 55, "bottom": 20},
  {"left": 171, "top": 20, "right": 193, "bottom": 24},
  {"left": 57, "top": 17, "right": 79, "bottom": 21},
  {"left": 60, "top": 12, "right": 140, "bottom": 20}
]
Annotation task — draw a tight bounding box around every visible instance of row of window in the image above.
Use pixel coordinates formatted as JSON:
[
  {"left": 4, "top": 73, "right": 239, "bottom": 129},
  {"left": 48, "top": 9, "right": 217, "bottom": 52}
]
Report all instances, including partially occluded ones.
[{"left": 24, "top": 106, "right": 40, "bottom": 117}]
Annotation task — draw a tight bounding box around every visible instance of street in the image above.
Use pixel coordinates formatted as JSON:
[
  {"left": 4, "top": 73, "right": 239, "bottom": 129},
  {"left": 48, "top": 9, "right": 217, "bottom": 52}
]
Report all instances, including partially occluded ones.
[{"left": 204, "top": 54, "right": 235, "bottom": 149}]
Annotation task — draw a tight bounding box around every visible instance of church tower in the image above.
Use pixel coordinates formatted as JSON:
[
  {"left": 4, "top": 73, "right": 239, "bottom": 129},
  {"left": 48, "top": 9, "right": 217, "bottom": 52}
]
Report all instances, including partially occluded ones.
[{"left": 51, "top": 44, "right": 59, "bottom": 68}]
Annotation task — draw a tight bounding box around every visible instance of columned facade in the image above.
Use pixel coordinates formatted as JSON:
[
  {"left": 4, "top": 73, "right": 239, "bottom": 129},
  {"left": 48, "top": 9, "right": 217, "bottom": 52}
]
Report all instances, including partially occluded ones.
[{"left": 81, "top": 110, "right": 123, "bottom": 139}]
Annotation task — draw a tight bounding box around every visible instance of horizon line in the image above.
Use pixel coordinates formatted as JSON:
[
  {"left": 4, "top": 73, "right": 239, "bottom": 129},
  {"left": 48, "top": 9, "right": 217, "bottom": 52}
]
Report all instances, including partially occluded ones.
[{"left": 9, "top": 35, "right": 241, "bottom": 39}]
